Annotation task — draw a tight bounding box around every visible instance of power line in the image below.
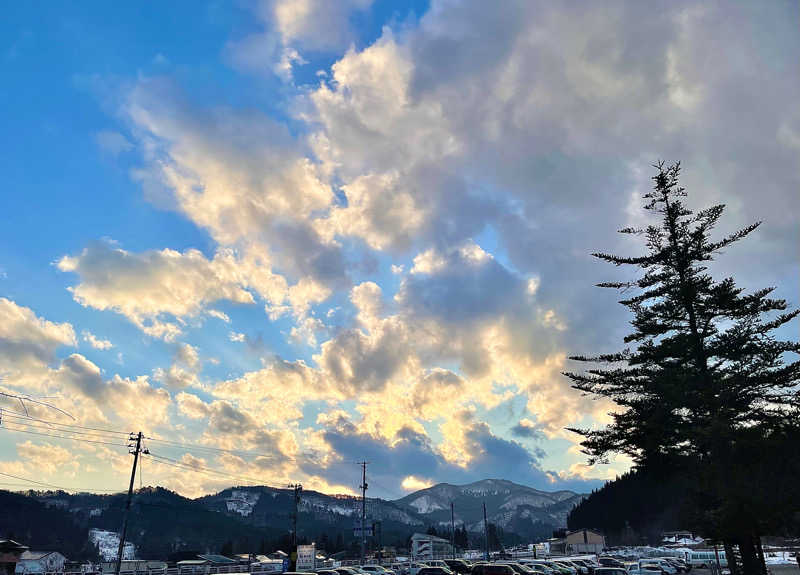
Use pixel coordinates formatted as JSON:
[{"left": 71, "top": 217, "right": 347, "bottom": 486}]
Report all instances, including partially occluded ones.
[
  {"left": 143, "top": 452, "right": 285, "bottom": 487},
  {"left": 367, "top": 476, "right": 408, "bottom": 501},
  {"left": 0, "top": 470, "right": 121, "bottom": 492},
  {"left": 146, "top": 452, "right": 275, "bottom": 486},
  {"left": 145, "top": 436, "right": 289, "bottom": 461},
  {"left": 0, "top": 424, "right": 129, "bottom": 447},
  {"left": 0, "top": 409, "right": 130, "bottom": 436},
  {"left": 0, "top": 414, "right": 130, "bottom": 439}
]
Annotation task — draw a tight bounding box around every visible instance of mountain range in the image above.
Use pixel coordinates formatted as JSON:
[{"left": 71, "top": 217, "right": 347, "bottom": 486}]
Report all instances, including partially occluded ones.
[{"left": 0, "top": 479, "right": 585, "bottom": 559}]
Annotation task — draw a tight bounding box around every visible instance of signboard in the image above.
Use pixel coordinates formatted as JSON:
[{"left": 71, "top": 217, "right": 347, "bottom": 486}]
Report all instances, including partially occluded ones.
[
  {"left": 297, "top": 544, "right": 316, "bottom": 571},
  {"left": 533, "top": 543, "right": 549, "bottom": 557}
]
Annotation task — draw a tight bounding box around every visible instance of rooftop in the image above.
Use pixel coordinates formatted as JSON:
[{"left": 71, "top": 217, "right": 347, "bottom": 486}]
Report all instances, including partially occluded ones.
[
  {"left": 198, "top": 555, "right": 237, "bottom": 565},
  {"left": 19, "top": 552, "right": 61, "bottom": 560}
]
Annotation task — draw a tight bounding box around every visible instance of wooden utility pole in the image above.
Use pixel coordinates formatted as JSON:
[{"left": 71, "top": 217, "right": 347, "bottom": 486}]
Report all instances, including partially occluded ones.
[
  {"left": 483, "top": 501, "right": 489, "bottom": 561},
  {"left": 359, "top": 461, "right": 368, "bottom": 565},
  {"left": 289, "top": 483, "right": 302, "bottom": 570},
  {"left": 450, "top": 502, "right": 455, "bottom": 559},
  {"left": 115, "top": 431, "right": 143, "bottom": 575}
]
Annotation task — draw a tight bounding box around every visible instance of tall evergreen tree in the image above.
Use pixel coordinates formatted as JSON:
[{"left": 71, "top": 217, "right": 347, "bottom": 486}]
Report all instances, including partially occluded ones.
[{"left": 564, "top": 161, "right": 799, "bottom": 575}]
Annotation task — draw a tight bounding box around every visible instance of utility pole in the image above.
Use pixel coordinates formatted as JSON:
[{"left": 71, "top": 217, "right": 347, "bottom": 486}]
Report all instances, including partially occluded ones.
[
  {"left": 450, "top": 502, "right": 455, "bottom": 559},
  {"left": 115, "top": 432, "right": 144, "bottom": 575},
  {"left": 482, "top": 502, "right": 489, "bottom": 562},
  {"left": 289, "top": 483, "right": 302, "bottom": 571},
  {"left": 358, "top": 461, "right": 368, "bottom": 565}
]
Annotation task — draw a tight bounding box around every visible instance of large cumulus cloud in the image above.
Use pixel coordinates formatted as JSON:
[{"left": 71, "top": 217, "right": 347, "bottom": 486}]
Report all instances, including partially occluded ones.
[{"left": 11, "top": 0, "right": 797, "bottom": 497}]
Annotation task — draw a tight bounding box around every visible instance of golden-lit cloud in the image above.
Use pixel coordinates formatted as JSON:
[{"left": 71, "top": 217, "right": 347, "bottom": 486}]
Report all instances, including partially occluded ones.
[{"left": 402, "top": 475, "right": 434, "bottom": 491}]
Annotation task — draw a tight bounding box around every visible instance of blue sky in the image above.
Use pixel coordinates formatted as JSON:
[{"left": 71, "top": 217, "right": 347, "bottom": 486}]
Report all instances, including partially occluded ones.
[{"left": 1, "top": 0, "right": 798, "bottom": 499}]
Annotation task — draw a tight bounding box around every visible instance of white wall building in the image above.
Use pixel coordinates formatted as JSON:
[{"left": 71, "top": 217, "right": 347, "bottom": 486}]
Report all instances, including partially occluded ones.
[
  {"left": 15, "top": 552, "right": 66, "bottom": 574},
  {"left": 411, "top": 533, "right": 453, "bottom": 560}
]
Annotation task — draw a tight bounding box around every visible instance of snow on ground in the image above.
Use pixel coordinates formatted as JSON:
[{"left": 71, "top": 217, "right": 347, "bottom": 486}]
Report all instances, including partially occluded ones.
[
  {"left": 764, "top": 552, "right": 797, "bottom": 565},
  {"left": 225, "top": 490, "right": 261, "bottom": 517},
  {"left": 408, "top": 495, "right": 446, "bottom": 513},
  {"left": 89, "top": 529, "right": 135, "bottom": 561}
]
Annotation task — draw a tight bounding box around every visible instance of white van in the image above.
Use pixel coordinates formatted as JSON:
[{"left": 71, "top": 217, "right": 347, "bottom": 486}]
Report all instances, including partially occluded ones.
[
  {"left": 638, "top": 559, "right": 677, "bottom": 575},
  {"left": 687, "top": 551, "right": 727, "bottom": 569}
]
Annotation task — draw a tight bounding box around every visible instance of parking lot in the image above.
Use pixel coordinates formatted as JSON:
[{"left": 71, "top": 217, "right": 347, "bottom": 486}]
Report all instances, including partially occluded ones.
[{"left": 691, "top": 567, "right": 800, "bottom": 575}]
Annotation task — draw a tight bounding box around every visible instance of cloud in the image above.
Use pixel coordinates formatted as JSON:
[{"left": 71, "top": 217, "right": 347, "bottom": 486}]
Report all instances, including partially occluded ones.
[
  {"left": 207, "top": 309, "right": 230, "bottom": 323},
  {"left": 304, "top": 0, "right": 800, "bottom": 350},
  {"left": 15, "top": 441, "right": 78, "bottom": 476},
  {"left": 174, "top": 392, "right": 296, "bottom": 467},
  {"left": 153, "top": 343, "right": 202, "bottom": 390},
  {"left": 54, "top": 353, "right": 172, "bottom": 428},
  {"left": 401, "top": 475, "right": 434, "bottom": 491},
  {"left": 58, "top": 241, "right": 255, "bottom": 340},
  {"left": 209, "top": 359, "right": 330, "bottom": 425},
  {"left": 20, "top": 0, "right": 798, "bottom": 495},
  {"left": 105, "top": 79, "right": 347, "bottom": 334},
  {"left": 228, "top": 0, "right": 374, "bottom": 80},
  {"left": 511, "top": 418, "right": 541, "bottom": 439},
  {"left": 82, "top": 331, "right": 113, "bottom": 350},
  {"left": 311, "top": 409, "right": 598, "bottom": 492},
  {"left": 0, "top": 297, "right": 76, "bottom": 382},
  {"left": 95, "top": 130, "right": 133, "bottom": 156}
]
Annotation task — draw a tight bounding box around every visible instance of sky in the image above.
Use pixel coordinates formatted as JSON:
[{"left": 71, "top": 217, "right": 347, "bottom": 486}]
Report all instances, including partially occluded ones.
[{"left": 0, "top": 0, "right": 798, "bottom": 500}]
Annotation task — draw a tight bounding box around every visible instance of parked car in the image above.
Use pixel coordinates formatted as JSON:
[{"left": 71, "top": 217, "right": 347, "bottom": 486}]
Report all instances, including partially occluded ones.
[
  {"left": 498, "top": 563, "right": 535, "bottom": 575},
  {"left": 444, "top": 561, "right": 473, "bottom": 574},
  {"left": 673, "top": 559, "right": 690, "bottom": 573},
  {"left": 522, "top": 561, "right": 556, "bottom": 575},
  {"left": 362, "top": 566, "right": 396, "bottom": 575},
  {"left": 638, "top": 560, "right": 676, "bottom": 575},
  {"left": 471, "top": 564, "right": 517, "bottom": 575},
  {"left": 656, "top": 560, "right": 684, "bottom": 574},
  {"left": 559, "top": 561, "right": 587, "bottom": 575},
  {"left": 541, "top": 562, "right": 573, "bottom": 575},
  {"left": 417, "top": 568, "right": 454, "bottom": 575},
  {"left": 568, "top": 560, "right": 595, "bottom": 575},
  {"left": 410, "top": 564, "right": 431, "bottom": 575},
  {"left": 598, "top": 559, "right": 625, "bottom": 569},
  {"left": 593, "top": 568, "right": 628, "bottom": 575},
  {"left": 316, "top": 570, "right": 340, "bottom": 575}
]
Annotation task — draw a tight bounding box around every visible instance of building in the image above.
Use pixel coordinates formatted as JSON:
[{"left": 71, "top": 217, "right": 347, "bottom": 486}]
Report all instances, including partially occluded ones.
[
  {"left": 14, "top": 552, "right": 67, "bottom": 574},
  {"left": 0, "top": 541, "right": 28, "bottom": 575},
  {"left": 547, "top": 538, "right": 567, "bottom": 556},
  {"left": 565, "top": 530, "right": 605, "bottom": 554},
  {"left": 176, "top": 555, "right": 237, "bottom": 575},
  {"left": 176, "top": 560, "right": 210, "bottom": 574},
  {"left": 411, "top": 533, "right": 454, "bottom": 560},
  {"left": 100, "top": 560, "right": 167, "bottom": 573}
]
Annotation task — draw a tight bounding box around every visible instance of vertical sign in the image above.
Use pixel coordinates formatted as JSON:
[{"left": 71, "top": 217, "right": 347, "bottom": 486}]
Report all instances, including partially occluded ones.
[{"left": 297, "top": 544, "right": 316, "bottom": 571}]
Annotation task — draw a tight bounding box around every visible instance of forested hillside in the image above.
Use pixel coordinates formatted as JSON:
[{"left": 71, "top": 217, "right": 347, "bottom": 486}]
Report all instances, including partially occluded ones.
[
  {"left": 566, "top": 469, "right": 685, "bottom": 546},
  {"left": 1, "top": 479, "right": 579, "bottom": 561},
  {"left": 0, "top": 490, "right": 99, "bottom": 560}
]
